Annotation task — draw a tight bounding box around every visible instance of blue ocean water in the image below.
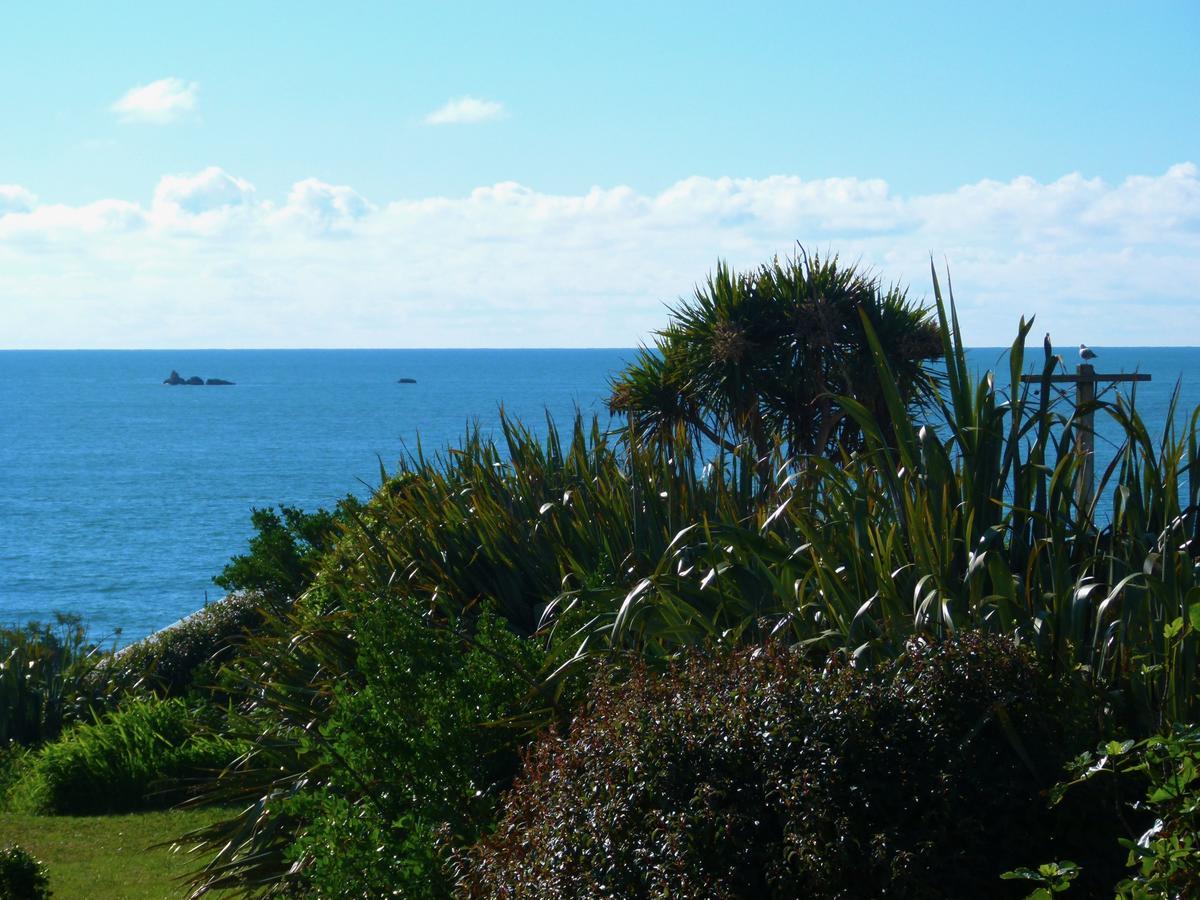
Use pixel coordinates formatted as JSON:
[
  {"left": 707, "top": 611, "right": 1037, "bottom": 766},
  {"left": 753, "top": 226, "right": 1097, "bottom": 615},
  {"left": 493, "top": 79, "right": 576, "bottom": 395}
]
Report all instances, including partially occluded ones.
[
  {"left": 0, "top": 350, "right": 632, "bottom": 642},
  {"left": 1, "top": 347, "right": 1196, "bottom": 643}
]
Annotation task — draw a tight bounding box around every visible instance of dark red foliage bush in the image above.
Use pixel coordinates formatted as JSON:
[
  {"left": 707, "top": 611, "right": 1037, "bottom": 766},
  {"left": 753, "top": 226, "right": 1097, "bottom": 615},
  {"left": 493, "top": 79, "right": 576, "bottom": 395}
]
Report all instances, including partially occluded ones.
[{"left": 456, "top": 632, "right": 1121, "bottom": 899}]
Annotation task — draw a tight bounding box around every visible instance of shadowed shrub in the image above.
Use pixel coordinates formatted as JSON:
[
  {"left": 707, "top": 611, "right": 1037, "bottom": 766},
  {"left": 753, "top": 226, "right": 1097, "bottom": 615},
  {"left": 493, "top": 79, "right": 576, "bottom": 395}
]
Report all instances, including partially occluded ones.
[
  {"left": 457, "top": 633, "right": 1120, "bottom": 899},
  {"left": 0, "top": 844, "right": 50, "bottom": 899}
]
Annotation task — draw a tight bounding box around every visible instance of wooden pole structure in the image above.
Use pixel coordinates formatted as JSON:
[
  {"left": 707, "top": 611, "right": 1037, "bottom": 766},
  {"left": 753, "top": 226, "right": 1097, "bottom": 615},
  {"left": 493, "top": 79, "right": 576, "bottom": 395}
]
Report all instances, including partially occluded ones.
[
  {"left": 1020, "top": 364, "right": 1150, "bottom": 512},
  {"left": 1076, "top": 364, "right": 1097, "bottom": 510}
]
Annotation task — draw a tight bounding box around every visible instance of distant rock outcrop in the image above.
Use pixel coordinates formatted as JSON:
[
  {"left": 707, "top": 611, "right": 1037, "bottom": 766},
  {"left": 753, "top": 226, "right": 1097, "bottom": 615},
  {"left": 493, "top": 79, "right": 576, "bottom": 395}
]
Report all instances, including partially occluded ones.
[
  {"left": 397, "top": 377, "right": 417, "bottom": 384},
  {"left": 163, "top": 370, "right": 235, "bottom": 386}
]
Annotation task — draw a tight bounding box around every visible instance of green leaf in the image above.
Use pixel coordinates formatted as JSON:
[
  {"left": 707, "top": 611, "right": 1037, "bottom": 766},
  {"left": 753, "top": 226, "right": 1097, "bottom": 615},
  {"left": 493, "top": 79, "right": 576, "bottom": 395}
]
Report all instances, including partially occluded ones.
[{"left": 1001, "top": 868, "right": 1041, "bottom": 881}]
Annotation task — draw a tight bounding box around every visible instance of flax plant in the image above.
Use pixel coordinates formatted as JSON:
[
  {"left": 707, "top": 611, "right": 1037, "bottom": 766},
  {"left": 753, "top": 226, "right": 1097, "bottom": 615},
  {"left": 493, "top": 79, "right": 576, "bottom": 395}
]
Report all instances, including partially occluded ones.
[
  {"left": 585, "top": 265, "right": 1200, "bottom": 727},
  {"left": 0, "top": 614, "right": 109, "bottom": 746}
]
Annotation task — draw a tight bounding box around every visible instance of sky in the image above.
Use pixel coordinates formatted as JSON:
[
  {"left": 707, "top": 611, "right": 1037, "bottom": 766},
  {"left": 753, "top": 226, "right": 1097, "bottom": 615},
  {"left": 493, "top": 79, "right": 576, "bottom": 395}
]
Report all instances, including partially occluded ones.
[{"left": 1, "top": 1, "right": 1197, "bottom": 348}]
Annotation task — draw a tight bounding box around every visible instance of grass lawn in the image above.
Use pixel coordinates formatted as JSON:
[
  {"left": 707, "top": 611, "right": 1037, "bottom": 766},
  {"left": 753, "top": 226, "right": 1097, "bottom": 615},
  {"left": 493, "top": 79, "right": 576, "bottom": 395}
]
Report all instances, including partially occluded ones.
[{"left": 0, "top": 807, "right": 232, "bottom": 899}]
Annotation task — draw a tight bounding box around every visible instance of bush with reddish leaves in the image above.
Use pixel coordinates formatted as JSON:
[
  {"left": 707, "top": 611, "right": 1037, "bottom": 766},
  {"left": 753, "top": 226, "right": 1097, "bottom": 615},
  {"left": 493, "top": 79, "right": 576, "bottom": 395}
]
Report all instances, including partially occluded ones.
[{"left": 457, "top": 632, "right": 1123, "bottom": 899}]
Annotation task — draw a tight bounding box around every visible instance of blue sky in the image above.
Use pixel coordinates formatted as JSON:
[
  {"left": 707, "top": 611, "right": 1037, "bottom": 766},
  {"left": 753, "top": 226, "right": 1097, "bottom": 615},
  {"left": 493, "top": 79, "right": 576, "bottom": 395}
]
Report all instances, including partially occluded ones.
[{"left": 1, "top": 1, "right": 1198, "bottom": 347}]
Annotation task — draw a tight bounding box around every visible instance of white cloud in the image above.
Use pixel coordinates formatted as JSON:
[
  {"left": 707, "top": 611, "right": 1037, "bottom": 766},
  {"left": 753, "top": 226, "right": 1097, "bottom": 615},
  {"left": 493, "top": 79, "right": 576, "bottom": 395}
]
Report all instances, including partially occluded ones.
[
  {"left": 0, "top": 185, "right": 36, "bottom": 214},
  {"left": 112, "top": 77, "right": 198, "bottom": 123},
  {"left": 149, "top": 167, "right": 256, "bottom": 234},
  {"left": 153, "top": 166, "right": 254, "bottom": 213},
  {"left": 1, "top": 164, "right": 1198, "bottom": 348},
  {"left": 424, "top": 96, "right": 507, "bottom": 125},
  {"left": 0, "top": 199, "right": 144, "bottom": 239},
  {"left": 276, "top": 178, "right": 373, "bottom": 230}
]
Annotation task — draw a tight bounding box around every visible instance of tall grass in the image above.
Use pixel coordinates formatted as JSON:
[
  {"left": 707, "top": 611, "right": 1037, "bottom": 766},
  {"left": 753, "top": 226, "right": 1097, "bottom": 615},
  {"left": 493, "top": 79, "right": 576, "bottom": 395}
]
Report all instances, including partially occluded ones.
[
  {"left": 0, "top": 615, "right": 110, "bottom": 746},
  {"left": 12, "top": 697, "right": 240, "bottom": 815}
]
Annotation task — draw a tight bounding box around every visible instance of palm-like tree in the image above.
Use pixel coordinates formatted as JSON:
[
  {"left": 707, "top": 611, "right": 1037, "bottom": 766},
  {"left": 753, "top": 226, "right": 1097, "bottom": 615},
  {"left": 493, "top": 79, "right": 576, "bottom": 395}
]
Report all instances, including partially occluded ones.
[{"left": 609, "top": 248, "right": 943, "bottom": 463}]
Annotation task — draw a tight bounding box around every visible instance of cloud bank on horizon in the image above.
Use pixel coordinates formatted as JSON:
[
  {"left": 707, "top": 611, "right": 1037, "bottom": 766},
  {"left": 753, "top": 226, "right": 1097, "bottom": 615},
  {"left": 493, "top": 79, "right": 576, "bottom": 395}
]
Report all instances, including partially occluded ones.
[{"left": 1, "top": 163, "right": 1197, "bottom": 349}]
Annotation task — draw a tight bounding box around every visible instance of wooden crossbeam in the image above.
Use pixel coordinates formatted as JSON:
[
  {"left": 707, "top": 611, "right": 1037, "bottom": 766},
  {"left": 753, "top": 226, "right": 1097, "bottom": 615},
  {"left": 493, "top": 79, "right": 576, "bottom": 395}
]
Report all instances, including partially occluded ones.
[{"left": 1018, "top": 372, "right": 1151, "bottom": 384}]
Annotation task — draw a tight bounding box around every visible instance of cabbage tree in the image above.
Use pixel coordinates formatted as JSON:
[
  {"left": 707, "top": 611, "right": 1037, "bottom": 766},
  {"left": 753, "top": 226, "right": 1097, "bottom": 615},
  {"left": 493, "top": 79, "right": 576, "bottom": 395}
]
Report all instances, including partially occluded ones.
[{"left": 609, "top": 248, "right": 943, "bottom": 462}]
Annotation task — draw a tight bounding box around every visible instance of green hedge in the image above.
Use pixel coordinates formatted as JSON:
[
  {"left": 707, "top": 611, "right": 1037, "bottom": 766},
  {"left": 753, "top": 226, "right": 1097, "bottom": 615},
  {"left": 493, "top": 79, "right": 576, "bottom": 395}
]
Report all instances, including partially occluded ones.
[{"left": 87, "top": 592, "right": 266, "bottom": 699}]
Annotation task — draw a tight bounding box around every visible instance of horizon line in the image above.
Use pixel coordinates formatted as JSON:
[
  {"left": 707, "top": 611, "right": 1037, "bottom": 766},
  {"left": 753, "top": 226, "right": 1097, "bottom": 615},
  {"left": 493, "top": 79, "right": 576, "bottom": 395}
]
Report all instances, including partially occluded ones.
[{"left": 1, "top": 345, "right": 1198, "bottom": 352}]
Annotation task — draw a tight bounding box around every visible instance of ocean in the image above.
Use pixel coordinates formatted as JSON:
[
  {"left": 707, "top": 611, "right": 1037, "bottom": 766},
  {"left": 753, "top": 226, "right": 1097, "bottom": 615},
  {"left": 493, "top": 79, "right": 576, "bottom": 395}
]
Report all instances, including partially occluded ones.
[{"left": 2, "top": 347, "right": 1196, "bottom": 643}]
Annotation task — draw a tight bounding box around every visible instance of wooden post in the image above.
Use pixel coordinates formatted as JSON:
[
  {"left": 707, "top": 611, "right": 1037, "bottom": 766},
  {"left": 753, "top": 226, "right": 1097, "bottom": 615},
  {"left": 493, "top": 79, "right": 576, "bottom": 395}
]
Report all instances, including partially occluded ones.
[
  {"left": 1020, "top": 363, "right": 1150, "bottom": 517},
  {"left": 1075, "top": 364, "right": 1096, "bottom": 511}
]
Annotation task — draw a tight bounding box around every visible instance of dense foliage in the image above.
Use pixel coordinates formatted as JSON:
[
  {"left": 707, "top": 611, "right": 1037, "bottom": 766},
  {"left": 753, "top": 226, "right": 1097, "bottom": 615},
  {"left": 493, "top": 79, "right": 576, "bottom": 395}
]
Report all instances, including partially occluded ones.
[
  {"left": 609, "top": 249, "right": 942, "bottom": 461},
  {"left": 175, "top": 261, "right": 1198, "bottom": 896},
  {"left": 175, "top": 597, "right": 542, "bottom": 897},
  {"left": 88, "top": 591, "right": 267, "bottom": 699},
  {"left": 1046, "top": 725, "right": 1200, "bottom": 897},
  {"left": 11, "top": 698, "right": 241, "bottom": 815},
  {"left": 458, "top": 633, "right": 1120, "bottom": 898},
  {"left": 588, "top": 271, "right": 1200, "bottom": 731},
  {"left": 5, "top": 251, "right": 1198, "bottom": 898},
  {"left": 213, "top": 502, "right": 354, "bottom": 604},
  {"left": 0, "top": 615, "right": 110, "bottom": 747},
  {"left": 285, "top": 610, "right": 542, "bottom": 897},
  {"left": 0, "top": 844, "right": 50, "bottom": 899}
]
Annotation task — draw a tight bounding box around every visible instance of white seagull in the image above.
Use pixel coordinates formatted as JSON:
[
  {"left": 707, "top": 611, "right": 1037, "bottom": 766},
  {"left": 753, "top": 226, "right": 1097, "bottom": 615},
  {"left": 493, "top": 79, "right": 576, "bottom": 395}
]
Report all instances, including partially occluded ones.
[{"left": 1079, "top": 343, "right": 1098, "bottom": 361}]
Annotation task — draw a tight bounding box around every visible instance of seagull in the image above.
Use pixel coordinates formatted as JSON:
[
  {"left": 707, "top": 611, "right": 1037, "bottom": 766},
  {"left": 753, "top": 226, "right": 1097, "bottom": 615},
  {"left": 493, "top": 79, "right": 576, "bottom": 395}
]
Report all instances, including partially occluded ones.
[
  {"left": 1044, "top": 332, "right": 1052, "bottom": 360},
  {"left": 1079, "top": 343, "right": 1098, "bottom": 361}
]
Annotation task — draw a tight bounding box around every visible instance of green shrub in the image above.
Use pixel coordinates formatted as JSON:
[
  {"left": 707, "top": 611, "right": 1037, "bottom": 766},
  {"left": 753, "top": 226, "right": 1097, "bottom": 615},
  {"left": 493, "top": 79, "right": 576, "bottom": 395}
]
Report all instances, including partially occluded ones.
[
  {"left": 180, "top": 604, "right": 543, "bottom": 898},
  {"left": 14, "top": 697, "right": 240, "bottom": 815},
  {"left": 0, "top": 844, "right": 50, "bottom": 899},
  {"left": 87, "top": 591, "right": 267, "bottom": 699},
  {"left": 173, "top": 411, "right": 763, "bottom": 896},
  {"left": 458, "top": 633, "right": 1118, "bottom": 899},
  {"left": 585, "top": 272, "right": 1200, "bottom": 730},
  {"left": 1047, "top": 725, "right": 1200, "bottom": 898},
  {"left": 214, "top": 501, "right": 355, "bottom": 604}
]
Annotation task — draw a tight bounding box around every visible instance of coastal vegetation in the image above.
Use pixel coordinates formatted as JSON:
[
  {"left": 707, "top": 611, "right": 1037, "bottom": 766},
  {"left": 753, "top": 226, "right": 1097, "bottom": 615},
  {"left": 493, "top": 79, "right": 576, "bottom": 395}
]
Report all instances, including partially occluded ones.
[{"left": 2, "top": 249, "right": 1198, "bottom": 896}]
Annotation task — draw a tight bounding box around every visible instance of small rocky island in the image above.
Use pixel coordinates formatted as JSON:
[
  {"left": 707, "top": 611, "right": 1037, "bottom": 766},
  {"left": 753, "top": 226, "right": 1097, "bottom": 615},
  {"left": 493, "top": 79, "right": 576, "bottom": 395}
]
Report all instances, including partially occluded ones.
[{"left": 164, "top": 370, "right": 235, "bottom": 386}]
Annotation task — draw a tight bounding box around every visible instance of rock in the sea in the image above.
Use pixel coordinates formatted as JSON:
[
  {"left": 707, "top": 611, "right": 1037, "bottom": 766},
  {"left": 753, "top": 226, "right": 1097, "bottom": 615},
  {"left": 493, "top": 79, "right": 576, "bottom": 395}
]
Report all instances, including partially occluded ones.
[
  {"left": 165, "top": 370, "right": 236, "bottom": 385},
  {"left": 397, "top": 377, "right": 417, "bottom": 384}
]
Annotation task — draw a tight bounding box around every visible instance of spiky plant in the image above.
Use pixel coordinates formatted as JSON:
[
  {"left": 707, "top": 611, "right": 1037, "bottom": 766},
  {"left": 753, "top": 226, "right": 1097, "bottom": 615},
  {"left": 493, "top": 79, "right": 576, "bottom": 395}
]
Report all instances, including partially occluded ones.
[{"left": 608, "top": 247, "right": 943, "bottom": 465}]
